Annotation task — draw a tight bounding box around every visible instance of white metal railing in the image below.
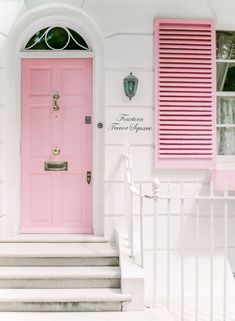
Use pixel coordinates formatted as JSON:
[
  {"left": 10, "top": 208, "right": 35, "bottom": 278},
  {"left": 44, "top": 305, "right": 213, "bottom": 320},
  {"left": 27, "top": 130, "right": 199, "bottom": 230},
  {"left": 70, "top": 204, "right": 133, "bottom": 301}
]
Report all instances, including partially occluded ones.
[
  {"left": 123, "top": 141, "right": 234, "bottom": 321},
  {"left": 123, "top": 141, "right": 159, "bottom": 267}
]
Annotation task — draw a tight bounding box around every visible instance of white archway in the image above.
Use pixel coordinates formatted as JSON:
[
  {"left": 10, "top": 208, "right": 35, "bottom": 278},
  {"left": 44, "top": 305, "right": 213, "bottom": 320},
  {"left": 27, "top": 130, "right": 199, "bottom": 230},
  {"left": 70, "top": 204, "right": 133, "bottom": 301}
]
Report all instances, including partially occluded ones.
[{"left": 5, "top": 4, "right": 105, "bottom": 237}]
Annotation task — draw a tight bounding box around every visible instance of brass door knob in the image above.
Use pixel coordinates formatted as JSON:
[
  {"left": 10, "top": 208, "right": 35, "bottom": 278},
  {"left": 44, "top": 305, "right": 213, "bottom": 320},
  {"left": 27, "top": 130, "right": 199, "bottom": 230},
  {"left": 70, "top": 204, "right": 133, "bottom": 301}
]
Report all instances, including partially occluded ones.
[{"left": 52, "top": 147, "right": 60, "bottom": 155}]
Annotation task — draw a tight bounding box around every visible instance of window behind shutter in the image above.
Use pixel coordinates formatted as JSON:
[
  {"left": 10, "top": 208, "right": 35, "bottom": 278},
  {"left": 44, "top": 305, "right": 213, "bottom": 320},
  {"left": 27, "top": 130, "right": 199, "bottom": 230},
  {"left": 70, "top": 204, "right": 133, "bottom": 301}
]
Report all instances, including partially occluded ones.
[{"left": 154, "top": 18, "right": 216, "bottom": 168}]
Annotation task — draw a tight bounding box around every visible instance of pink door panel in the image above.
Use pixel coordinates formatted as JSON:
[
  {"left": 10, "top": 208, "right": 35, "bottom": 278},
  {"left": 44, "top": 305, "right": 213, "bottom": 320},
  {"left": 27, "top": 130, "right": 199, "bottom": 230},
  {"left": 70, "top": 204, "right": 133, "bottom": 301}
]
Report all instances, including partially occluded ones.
[{"left": 21, "top": 58, "right": 92, "bottom": 233}]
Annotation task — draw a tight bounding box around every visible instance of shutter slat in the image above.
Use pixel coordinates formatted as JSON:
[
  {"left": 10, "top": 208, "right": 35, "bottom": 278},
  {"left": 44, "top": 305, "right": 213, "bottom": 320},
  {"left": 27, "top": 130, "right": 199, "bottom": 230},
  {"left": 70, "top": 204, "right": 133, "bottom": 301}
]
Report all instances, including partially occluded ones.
[
  {"left": 160, "top": 95, "right": 212, "bottom": 100},
  {"left": 160, "top": 65, "right": 212, "bottom": 69},
  {"left": 160, "top": 59, "right": 211, "bottom": 63},
  {"left": 160, "top": 39, "right": 211, "bottom": 45},
  {"left": 159, "top": 44, "right": 211, "bottom": 50},
  {"left": 160, "top": 55, "right": 212, "bottom": 59},
  {"left": 159, "top": 101, "right": 212, "bottom": 106},
  {"left": 159, "top": 154, "right": 212, "bottom": 158},
  {"left": 159, "top": 72, "right": 211, "bottom": 77},
  {"left": 160, "top": 112, "right": 212, "bottom": 117},
  {"left": 160, "top": 140, "right": 212, "bottom": 144},
  {"left": 160, "top": 87, "right": 212, "bottom": 92},
  {"left": 155, "top": 19, "right": 215, "bottom": 168},
  {"left": 159, "top": 25, "right": 211, "bottom": 31},
  {"left": 159, "top": 134, "right": 212, "bottom": 138},
  {"left": 159, "top": 79, "right": 212, "bottom": 83},
  {"left": 160, "top": 146, "right": 212, "bottom": 150},
  {"left": 160, "top": 49, "right": 212, "bottom": 54},
  {"left": 160, "top": 92, "right": 212, "bottom": 96},
  {"left": 160, "top": 115, "right": 212, "bottom": 120},
  {"left": 159, "top": 35, "right": 211, "bottom": 40},
  {"left": 159, "top": 31, "right": 211, "bottom": 36}
]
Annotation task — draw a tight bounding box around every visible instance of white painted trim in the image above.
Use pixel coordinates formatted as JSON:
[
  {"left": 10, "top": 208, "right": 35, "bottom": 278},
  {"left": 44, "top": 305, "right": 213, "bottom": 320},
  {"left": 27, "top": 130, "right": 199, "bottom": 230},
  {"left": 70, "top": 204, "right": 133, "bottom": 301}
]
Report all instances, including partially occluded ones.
[
  {"left": 104, "top": 31, "right": 152, "bottom": 39},
  {"left": 106, "top": 67, "right": 153, "bottom": 72},
  {"left": 216, "top": 60, "right": 235, "bottom": 63},
  {"left": 5, "top": 4, "right": 105, "bottom": 237},
  {"left": 106, "top": 105, "right": 153, "bottom": 109},
  {"left": 0, "top": 32, "right": 6, "bottom": 38},
  {"left": 217, "top": 125, "right": 235, "bottom": 128},
  {"left": 19, "top": 51, "right": 94, "bottom": 58},
  {"left": 217, "top": 92, "right": 235, "bottom": 97},
  {"left": 216, "top": 24, "right": 235, "bottom": 31},
  {"left": 216, "top": 155, "right": 235, "bottom": 168}
]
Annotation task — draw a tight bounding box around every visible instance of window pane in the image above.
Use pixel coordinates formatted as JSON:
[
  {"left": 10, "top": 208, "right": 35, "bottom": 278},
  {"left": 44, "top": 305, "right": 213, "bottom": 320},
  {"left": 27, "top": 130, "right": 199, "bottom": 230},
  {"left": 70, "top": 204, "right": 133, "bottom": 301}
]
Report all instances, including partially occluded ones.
[
  {"left": 26, "top": 28, "right": 48, "bottom": 50},
  {"left": 217, "top": 128, "right": 235, "bottom": 155},
  {"left": 216, "top": 31, "right": 235, "bottom": 60},
  {"left": 25, "top": 26, "right": 89, "bottom": 50},
  {"left": 217, "top": 62, "right": 235, "bottom": 91},
  {"left": 217, "top": 97, "right": 235, "bottom": 124}
]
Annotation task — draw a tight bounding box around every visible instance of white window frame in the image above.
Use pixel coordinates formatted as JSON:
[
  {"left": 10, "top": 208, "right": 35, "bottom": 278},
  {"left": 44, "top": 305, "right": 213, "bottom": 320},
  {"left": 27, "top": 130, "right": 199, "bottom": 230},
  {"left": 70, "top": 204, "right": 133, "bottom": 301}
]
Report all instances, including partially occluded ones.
[{"left": 216, "top": 30, "right": 235, "bottom": 166}]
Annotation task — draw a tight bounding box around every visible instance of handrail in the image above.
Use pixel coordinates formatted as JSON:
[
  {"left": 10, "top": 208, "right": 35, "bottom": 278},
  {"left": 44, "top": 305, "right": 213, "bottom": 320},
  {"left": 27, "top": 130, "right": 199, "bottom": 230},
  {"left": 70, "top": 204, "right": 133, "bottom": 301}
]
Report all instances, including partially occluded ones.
[
  {"left": 124, "top": 142, "right": 160, "bottom": 199},
  {"left": 123, "top": 141, "right": 159, "bottom": 267}
]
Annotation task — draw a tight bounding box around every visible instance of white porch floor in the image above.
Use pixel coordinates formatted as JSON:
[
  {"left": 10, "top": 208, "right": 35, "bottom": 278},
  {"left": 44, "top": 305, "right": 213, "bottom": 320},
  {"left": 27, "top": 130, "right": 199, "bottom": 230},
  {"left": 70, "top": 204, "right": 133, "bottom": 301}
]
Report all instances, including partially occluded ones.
[
  {"left": 150, "top": 250, "right": 235, "bottom": 321},
  {"left": 0, "top": 308, "right": 173, "bottom": 321}
]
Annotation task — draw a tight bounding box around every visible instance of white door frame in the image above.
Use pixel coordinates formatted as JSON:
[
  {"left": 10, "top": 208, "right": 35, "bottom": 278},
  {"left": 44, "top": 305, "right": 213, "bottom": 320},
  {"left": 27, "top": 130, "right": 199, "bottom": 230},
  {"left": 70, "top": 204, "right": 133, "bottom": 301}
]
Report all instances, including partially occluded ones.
[{"left": 5, "top": 6, "right": 105, "bottom": 237}]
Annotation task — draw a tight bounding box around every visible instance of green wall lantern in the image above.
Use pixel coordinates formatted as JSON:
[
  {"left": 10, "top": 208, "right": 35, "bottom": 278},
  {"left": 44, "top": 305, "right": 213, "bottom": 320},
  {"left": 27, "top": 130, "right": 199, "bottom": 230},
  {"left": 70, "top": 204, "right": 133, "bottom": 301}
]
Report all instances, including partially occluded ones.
[{"left": 123, "top": 72, "right": 139, "bottom": 100}]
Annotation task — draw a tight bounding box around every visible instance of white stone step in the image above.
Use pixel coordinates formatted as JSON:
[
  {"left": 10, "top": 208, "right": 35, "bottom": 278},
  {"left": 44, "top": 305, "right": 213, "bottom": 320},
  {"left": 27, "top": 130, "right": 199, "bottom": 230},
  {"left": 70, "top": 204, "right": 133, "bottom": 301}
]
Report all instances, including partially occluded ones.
[
  {"left": 0, "top": 235, "right": 107, "bottom": 243},
  {"left": 0, "top": 242, "right": 118, "bottom": 257},
  {"left": 0, "top": 266, "right": 120, "bottom": 288},
  {"left": 0, "top": 288, "right": 131, "bottom": 312},
  {"left": 0, "top": 243, "right": 119, "bottom": 266},
  {"left": 0, "top": 266, "right": 120, "bottom": 278}
]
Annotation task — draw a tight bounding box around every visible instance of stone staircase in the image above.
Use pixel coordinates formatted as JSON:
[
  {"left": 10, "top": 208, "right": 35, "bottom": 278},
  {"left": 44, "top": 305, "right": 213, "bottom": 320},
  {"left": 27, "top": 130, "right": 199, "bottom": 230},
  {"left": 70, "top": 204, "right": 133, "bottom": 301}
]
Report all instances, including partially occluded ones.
[{"left": 0, "top": 239, "right": 131, "bottom": 312}]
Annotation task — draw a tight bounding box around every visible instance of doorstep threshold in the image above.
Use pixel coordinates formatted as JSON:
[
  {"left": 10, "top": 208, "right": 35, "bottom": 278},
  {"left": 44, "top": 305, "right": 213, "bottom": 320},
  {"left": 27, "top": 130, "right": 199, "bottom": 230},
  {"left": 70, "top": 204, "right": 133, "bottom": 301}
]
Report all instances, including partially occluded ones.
[{"left": 0, "top": 234, "right": 107, "bottom": 243}]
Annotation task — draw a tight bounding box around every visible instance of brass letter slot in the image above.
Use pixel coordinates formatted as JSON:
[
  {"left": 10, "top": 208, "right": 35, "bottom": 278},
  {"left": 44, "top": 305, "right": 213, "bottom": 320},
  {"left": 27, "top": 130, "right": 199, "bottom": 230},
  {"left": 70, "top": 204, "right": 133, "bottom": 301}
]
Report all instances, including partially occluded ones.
[{"left": 45, "top": 161, "right": 68, "bottom": 171}]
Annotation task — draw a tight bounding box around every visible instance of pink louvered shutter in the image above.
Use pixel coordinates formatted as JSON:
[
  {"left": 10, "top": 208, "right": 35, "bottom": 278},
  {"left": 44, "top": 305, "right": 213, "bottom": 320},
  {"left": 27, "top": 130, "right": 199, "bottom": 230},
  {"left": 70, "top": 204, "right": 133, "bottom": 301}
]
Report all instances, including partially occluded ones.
[{"left": 154, "top": 18, "right": 216, "bottom": 169}]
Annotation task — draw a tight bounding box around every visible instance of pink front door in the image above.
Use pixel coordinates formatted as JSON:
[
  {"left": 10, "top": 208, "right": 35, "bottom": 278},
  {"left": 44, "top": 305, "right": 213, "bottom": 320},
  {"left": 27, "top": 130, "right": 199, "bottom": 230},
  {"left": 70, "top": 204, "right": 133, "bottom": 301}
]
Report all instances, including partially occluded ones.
[{"left": 21, "top": 58, "right": 92, "bottom": 233}]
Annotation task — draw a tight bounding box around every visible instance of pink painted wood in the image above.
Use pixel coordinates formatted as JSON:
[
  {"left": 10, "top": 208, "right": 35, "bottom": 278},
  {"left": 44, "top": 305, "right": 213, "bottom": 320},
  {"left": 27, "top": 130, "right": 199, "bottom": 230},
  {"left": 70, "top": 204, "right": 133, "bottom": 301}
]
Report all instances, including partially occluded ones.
[
  {"left": 154, "top": 18, "right": 216, "bottom": 169},
  {"left": 21, "top": 58, "right": 92, "bottom": 233}
]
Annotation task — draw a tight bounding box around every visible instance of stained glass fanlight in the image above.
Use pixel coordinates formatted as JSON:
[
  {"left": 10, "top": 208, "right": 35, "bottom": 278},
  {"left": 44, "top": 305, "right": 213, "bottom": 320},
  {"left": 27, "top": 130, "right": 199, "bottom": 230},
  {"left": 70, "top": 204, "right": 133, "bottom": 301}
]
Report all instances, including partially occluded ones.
[{"left": 25, "top": 26, "right": 89, "bottom": 50}]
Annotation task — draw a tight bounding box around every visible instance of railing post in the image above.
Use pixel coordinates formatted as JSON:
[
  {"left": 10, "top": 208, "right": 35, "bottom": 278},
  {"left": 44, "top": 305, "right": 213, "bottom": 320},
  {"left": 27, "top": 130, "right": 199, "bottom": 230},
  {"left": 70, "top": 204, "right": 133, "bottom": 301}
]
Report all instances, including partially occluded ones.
[
  {"left": 180, "top": 181, "right": 185, "bottom": 321},
  {"left": 210, "top": 180, "right": 214, "bottom": 321},
  {"left": 152, "top": 177, "right": 160, "bottom": 308},
  {"left": 124, "top": 140, "right": 134, "bottom": 257},
  {"left": 130, "top": 191, "right": 134, "bottom": 258},
  {"left": 124, "top": 156, "right": 131, "bottom": 250},
  {"left": 140, "top": 183, "right": 144, "bottom": 267},
  {"left": 195, "top": 181, "right": 199, "bottom": 321},
  {"left": 224, "top": 180, "right": 228, "bottom": 321},
  {"left": 167, "top": 181, "right": 171, "bottom": 310}
]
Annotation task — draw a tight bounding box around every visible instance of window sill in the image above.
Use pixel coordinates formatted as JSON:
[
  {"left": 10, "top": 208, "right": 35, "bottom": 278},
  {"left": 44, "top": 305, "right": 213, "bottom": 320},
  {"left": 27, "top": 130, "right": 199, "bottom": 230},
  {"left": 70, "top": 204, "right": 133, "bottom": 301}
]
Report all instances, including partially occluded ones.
[{"left": 216, "top": 155, "right": 235, "bottom": 169}]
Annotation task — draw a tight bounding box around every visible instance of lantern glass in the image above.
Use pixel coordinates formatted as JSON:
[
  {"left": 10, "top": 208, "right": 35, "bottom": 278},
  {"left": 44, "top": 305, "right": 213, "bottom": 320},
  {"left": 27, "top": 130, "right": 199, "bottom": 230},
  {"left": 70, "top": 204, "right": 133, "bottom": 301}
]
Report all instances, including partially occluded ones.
[{"left": 123, "top": 72, "right": 138, "bottom": 100}]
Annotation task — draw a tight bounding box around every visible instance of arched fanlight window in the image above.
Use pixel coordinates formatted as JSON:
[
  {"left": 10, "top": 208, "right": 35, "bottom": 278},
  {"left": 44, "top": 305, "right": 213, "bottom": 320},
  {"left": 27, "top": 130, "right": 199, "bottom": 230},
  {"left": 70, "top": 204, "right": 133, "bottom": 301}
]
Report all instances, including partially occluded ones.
[{"left": 25, "top": 26, "right": 90, "bottom": 50}]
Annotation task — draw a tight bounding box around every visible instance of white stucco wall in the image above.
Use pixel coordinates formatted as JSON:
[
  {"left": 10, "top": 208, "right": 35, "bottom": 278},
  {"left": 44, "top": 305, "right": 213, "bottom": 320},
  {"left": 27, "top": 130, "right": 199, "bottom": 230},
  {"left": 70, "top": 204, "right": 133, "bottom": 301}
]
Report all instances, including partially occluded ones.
[{"left": 0, "top": 0, "right": 235, "bottom": 301}]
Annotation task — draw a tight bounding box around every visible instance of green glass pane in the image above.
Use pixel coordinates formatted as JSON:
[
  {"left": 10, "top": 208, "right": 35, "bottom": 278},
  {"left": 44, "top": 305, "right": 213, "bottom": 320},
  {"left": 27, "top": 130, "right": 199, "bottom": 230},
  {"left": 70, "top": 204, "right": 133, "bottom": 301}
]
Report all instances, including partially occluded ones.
[
  {"left": 67, "top": 28, "right": 88, "bottom": 50},
  {"left": 47, "top": 27, "right": 68, "bottom": 49},
  {"left": 25, "top": 26, "right": 89, "bottom": 50},
  {"left": 223, "top": 65, "right": 235, "bottom": 91},
  {"left": 26, "top": 28, "right": 48, "bottom": 50}
]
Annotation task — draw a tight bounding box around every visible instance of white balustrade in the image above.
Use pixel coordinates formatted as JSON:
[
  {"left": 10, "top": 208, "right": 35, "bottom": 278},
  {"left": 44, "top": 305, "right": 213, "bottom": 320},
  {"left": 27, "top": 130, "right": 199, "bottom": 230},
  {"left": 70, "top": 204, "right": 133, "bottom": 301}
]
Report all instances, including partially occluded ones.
[{"left": 123, "top": 141, "right": 231, "bottom": 320}]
